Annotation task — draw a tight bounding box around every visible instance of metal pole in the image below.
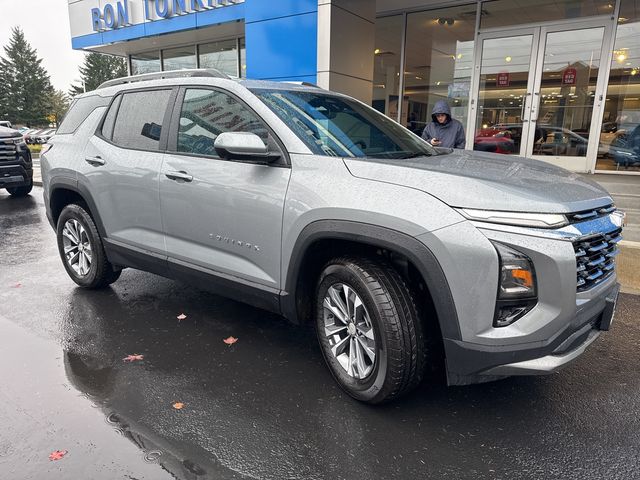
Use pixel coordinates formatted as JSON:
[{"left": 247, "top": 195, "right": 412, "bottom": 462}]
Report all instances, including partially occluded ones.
[{"left": 397, "top": 12, "right": 407, "bottom": 124}]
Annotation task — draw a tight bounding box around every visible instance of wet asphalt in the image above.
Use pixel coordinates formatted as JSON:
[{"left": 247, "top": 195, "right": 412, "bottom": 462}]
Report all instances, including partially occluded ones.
[{"left": 1, "top": 187, "right": 639, "bottom": 480}]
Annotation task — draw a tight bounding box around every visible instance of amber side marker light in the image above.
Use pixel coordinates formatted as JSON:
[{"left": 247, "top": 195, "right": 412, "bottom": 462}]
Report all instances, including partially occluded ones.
[{"left": 492, "top": 242, "right": 538, "bottom": 327}]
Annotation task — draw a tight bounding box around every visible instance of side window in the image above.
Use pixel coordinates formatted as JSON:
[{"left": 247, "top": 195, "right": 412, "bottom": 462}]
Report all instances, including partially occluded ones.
[
  {"left": 112, "top": 89, "right": 172, "bottom": 151},
  {"left": 57, "top": 95, "right": 111, "bottom": 135},
  {"left": 101, "top": 95, "right": 122, "bottom": 141},
  {"left": 177, "top": 88, "right": 271, "bottom": 157}
]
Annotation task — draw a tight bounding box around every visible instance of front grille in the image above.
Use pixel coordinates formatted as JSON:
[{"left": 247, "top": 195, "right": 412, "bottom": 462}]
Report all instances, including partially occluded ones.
[
  {"left": 568, "top": 204, "right": 616, "bottom": 224},
  {"left": 0, "top": 139, "right": 18, "bottom": 163},
  {"left": 573, "top": 227, "right": 622, "bottom": 291}
]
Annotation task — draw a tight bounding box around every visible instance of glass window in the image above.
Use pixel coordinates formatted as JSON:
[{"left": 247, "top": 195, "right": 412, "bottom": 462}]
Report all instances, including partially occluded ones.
[
  {"left": 597, "top": 0, "right": 640, "bottom": 172},
  {"left": 533, "top": 28, "right": 604, "bottom": 158},
  {"left": 473, "top": 35, "right": 533, "bottom": 154},
  {"left": 131, "top": 51, "right": 161, "bottom": 75},
  {"left": 252, "top": 89, "right": 439, "bottom": 159},
  {"left": 101, "top": 95, "right": 122, "bottom": 140},
  {"left": 57, "top": 95, "right": 111, "bottom": 135},
  {"left": 199, "top": 39, "right": 238, "bottom": 77},
  {"left": 177, "top": 88, "right": 270, "bottom": 157},
  {"left": 373, "top": 15, "right": 403, "bottom": 123},
  {"left": 112, "top": 90, "right": 172, "bottom": 151},
  {"left": 163, "top": 45, "right": 196, "bottom": 71},
  {"left": 403, "top": 5, "right": 476, "bottom": 137},
  {"left": 480, "top": 0, "right": 615, "bottom": 30}
]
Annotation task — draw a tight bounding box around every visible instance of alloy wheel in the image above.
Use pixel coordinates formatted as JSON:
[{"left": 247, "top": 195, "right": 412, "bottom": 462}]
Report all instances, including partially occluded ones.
[
  {"left": 322, "top": 283, "right": 376, "bottom": 379},
  {"left": 62, "top": 219, "right": 93, "bottom": 276}
]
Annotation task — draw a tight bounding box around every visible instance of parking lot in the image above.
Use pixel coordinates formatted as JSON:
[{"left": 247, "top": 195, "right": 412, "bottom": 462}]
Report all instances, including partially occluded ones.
[{"left": 1, "top": 188, "right": 639, "bottom": 480}]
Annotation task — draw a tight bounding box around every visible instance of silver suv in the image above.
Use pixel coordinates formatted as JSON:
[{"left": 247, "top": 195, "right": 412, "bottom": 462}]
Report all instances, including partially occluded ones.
[{"left": 42, "top": 70, "right": 623, "bottom": 404}]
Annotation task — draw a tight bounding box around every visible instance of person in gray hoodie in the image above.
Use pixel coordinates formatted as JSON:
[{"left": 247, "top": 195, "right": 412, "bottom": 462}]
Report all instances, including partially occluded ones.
[{"left": 421, "top": 100, "right": 466, "bottom": 149}]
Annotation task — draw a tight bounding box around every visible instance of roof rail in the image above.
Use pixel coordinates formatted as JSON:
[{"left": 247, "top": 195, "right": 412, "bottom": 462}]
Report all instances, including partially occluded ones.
[
  {"left": 97, "top": 68, "right": 232, "bottom": 90},
  {"left": 282, "top": 81, "right": 323, "bottom": 89}
]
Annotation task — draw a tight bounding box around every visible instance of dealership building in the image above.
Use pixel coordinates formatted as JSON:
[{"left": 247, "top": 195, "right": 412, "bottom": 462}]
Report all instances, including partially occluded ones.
[{"left": 68, "top": 0, "right": 640, "bottom": 174}]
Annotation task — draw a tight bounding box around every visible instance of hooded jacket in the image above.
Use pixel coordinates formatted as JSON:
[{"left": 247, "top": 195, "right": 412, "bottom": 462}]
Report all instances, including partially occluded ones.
[{"left": 421, "top": 100, "right": 466, "bottom": 149}]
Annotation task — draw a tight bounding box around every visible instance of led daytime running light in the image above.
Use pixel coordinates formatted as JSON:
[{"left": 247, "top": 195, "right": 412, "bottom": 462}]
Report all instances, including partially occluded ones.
[{"left": 460, "top": 208, "right": 568, "bottom": 228}]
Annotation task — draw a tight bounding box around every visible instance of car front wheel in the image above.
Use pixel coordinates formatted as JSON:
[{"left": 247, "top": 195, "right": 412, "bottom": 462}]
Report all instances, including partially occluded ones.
[{"left": 315, "top": 256, "right": 426, "bottom": 404}]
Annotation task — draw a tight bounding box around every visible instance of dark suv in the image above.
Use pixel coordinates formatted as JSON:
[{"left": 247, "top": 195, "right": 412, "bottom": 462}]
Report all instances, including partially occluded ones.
[{"left": 0, "top": 125, "right": 33, "bottom": 197}]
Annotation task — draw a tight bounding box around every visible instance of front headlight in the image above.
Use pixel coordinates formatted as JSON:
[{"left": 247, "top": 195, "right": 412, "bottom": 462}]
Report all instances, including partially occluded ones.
[
  {"left": 492, "top": 242, "right": 538, "bottom": 327},
  {"left": 12, "top": 138, "right": 27, "bottom": 149},
  {"left": 458, "top": 208, "right": 568, "bottom": 228}
]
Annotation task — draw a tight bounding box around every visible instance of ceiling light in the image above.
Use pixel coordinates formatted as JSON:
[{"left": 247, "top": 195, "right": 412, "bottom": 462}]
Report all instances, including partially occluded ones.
[
  {"left": 505, "top": 56, "right": 512, "bottom": 62},
  {"left": 374, "top": 48, "right": 381, "bottom": 54}
]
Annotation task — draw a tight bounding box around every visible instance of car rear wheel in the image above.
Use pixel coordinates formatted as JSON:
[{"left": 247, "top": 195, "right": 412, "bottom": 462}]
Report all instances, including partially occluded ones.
[
  {"left": 56, "top": 204, "right": 121, "bottom": 289},
  {"left": 315, "top": 256, "right": 426, "bottom": 404},
  {"left": 7, "top": 180, "right": 33, "bottom": 197}
]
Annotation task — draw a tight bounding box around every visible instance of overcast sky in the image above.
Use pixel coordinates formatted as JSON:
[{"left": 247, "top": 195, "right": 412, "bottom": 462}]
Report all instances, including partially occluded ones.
[{"left": 0, "top": 0, "right": 85, "bottom": 92}]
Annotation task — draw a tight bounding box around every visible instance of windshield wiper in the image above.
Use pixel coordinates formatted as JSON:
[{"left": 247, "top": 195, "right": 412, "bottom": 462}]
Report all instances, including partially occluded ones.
[{"left": 397, "top": 152, "right": 431, "bottom": 159}]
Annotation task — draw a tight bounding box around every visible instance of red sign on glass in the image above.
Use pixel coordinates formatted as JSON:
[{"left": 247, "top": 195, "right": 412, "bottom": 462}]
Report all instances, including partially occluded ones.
[
  {"left": 562, "top": 67, "right": 577, "bottom": 85},
  {"left": 496, "top": 72, "right": 510, "bottom": 87}
]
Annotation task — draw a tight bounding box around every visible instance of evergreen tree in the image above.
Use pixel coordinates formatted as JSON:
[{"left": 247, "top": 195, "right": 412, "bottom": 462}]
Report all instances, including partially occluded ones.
[
  {"left": 70, "top": 52, "right": 127, "bottom": 95},
  {"left": 0, "top": 27, "right": 54, "bottom": 127}
]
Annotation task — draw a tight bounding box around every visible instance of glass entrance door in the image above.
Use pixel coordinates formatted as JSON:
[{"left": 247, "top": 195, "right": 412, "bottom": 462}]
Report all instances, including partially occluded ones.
[
  {"left": 472, "top": 30, "right": 538, "bottom": 156},
  {"left": 470, "top": 21, "right": 611, "bottom": 172}
]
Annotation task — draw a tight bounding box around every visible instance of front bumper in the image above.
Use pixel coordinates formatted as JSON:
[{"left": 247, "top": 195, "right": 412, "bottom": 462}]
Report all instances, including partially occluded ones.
[
  {"left": 445, "top": 275, "right": 619, "bottom": 386},
  {"left": 419, "top": 211, "right": 624, "bottom": 386},
  {"left": 0, "top": 151, "right": 33, "bottom": 189}
]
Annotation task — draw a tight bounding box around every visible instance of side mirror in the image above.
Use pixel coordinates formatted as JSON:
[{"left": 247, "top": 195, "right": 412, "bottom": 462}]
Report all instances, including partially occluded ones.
[{"left": 214, "top": 132, "right": 280, "bottom": 163}]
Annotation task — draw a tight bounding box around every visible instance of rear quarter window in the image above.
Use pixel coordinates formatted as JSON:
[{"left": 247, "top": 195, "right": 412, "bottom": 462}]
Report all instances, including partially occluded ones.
[
  {"left": 57, "top": 95, "right": 111, "bottom": 135},
  {"left": 111, "top": 89, "right": 172, "bottom": 151}
]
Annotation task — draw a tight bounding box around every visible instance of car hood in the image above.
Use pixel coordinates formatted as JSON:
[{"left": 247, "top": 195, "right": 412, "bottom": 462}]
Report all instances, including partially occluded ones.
[
  {"left": 344, "top": 150, "right": 612, "bottom": 213},
  {"left": 0, "top": 126, "right": 20, "bottom": 139}
]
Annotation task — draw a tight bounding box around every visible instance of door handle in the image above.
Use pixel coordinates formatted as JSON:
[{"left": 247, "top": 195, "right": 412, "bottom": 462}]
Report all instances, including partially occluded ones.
[
  {"left": 85, "top": 156, "right": 105, "bottom": 166},
  {"left": 165, "top": 171, "right": 193, "bottom": 182}
]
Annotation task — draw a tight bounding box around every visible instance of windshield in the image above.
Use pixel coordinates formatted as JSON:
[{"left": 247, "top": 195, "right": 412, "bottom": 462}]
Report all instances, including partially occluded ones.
[{"left": 251, "top": 89, "right": 439, "bottom": 159}]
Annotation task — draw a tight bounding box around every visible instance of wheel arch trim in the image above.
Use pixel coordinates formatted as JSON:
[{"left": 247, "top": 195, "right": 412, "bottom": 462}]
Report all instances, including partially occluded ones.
[
  {"left": 282, "top": 220, "right": 461, "bottom": 340},
  {"left": 48, "top": 178, "right": 107, "bottom": 238}
]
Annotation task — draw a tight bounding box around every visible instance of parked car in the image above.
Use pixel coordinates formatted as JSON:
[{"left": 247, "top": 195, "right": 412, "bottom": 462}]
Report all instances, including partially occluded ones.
[
  {"left": 25, "top": 128, "right": 45, "bottom": 144},
  {"left": 610, "top": 125, "right": 640, "bottom": 168},
  {"left": 473, "top": 128, "right": 516, "bottom": 153},
  {"left": 0, "top": 125, "right": 33, "bottom": 196},
  {"left": 42, "top": 69, "right": 623, "bottom": 404},
  {"left": 0, "top": 120, "right": 12, "bottom": 129},
  {"left": 33, "top": 128, "right": 56, "bottom": 144},
  {"left": 534, "top": 126, "right": 589, "bottom": 156}
]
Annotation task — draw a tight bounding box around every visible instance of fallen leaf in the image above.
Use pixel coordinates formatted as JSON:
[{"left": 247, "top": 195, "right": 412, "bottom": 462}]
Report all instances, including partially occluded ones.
[
  {"left": 173, "top": 402, "right": 185, "bottom": 410},
  {"left": 49, "top": 450, "right": 68, "bottom": 461},
  {"left": 123, "top": 354, "right": 144, "bottom": 362},
  {"left": 223, "top": 336, "right": 238, "bottom": 345},
  {"left": 11, "top": 282, "right": 22, "bottom": 288},
  {"left": 177, "top": 313, "right": 187, "bottom": 321}
]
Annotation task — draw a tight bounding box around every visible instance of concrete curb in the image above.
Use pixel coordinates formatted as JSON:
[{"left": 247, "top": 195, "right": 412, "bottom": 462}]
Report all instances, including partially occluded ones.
[{"left": 619, "top": 242, "right": 640, "bottom": 295}]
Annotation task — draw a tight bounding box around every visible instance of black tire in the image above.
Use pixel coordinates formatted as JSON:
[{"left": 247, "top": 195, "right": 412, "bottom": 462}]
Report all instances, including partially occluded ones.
[
  {"left": 56, "top": 203, "right": 121, "bottom": 289},
  {"left": 7, "top": 179, "right": 33, "bottom": 197},
  {"left": 315, "top": 256, "right": 426, "bottom": 404}
]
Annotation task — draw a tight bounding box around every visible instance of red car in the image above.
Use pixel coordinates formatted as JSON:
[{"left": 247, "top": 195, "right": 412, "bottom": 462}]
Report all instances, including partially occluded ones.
[{"left": 473, "top": 128, "right": 516, "bottom": 154}]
